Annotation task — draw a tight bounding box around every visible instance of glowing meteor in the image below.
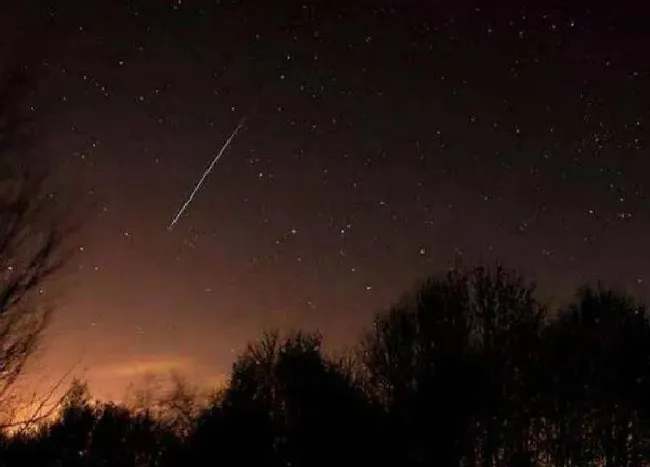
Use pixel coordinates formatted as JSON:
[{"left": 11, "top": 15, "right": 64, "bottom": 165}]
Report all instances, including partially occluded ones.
[{"left": 168, "top": 115, "right": 248, "bottom": 231}]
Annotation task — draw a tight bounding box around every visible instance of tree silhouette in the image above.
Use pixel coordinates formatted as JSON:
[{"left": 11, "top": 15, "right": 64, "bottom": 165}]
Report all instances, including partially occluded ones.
[
  {"left": 189, "top": 331, "right": 283, "bottom": 467},
  {"left": 533, "top": 285, "right": 650, "bottom": 467},
  {"left": 0, "top": 173, "right": 67, "bottom": 405},
  {"left": 0, "top": 21, "right": 72, "bottom": 430},
  {"left": 157, "top": 372, "right": 202, "bottom": 438},
  {"left": 361, "top": 265, "right": 546, "bottom": 467},
  {"left": 38, "top": 379, "right": 96, "bottom": 466},
  {"left": 2, "top": 264, "right": 650, "bottom": 467},
  {"left": 189, "top": 330, "right": 390, "bottom": 467}
]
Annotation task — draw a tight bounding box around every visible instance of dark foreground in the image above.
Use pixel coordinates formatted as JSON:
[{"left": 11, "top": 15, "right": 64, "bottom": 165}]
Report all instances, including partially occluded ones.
[{"left": 2, "top": 266, "right": 649, "bottom": 467}]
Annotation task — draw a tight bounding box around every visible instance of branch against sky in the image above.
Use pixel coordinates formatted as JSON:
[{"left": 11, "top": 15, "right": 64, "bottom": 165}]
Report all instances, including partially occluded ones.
[{"left": 0, "top": 3, "right": 77, "bottom": 429}]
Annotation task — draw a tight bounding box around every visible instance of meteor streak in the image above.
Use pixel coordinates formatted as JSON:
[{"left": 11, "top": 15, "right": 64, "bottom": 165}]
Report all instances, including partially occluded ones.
[{"left": 168, "top": 115, "right": 247, "bottom": 231}]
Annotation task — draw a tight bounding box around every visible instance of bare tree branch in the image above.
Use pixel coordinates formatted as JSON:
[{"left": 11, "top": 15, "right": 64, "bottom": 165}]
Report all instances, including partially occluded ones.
[
  {"left": 0, "top": 358, "right": 80, "bottom": 433},
  {"left": 0, "top": 2, "right": 77, "bottom": 425}
]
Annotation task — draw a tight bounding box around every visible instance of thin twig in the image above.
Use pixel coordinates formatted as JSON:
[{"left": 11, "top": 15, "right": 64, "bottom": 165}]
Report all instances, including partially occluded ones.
[{"left": 0, "top": 356, "right": 82, "bottom": 432}]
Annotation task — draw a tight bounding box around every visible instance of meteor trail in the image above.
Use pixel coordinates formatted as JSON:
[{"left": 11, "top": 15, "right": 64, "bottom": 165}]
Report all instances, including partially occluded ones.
[{"left": 168, "top": 115, "right": 248, "bottom": 231}]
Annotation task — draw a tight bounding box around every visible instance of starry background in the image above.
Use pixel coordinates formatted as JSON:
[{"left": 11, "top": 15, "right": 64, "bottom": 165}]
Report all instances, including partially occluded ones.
[{"left": 2, "top": 0, "right": 649, "bottom": 400}]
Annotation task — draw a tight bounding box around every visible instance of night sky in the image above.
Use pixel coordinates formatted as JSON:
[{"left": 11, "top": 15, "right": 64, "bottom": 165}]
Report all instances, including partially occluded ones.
[{"left": 3, "top": 1, "right": 649, "bottom": 400}]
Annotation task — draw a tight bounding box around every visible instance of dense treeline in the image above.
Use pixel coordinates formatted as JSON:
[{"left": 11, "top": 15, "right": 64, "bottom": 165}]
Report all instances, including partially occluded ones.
[{"left": 1, "top": 265, "right": 650, "bottom": 467}]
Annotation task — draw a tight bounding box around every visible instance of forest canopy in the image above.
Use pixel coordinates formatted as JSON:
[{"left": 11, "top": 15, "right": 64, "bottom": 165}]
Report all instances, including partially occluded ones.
[{"left": 1, "top": 264, "right": 649, "bottom": 467}]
